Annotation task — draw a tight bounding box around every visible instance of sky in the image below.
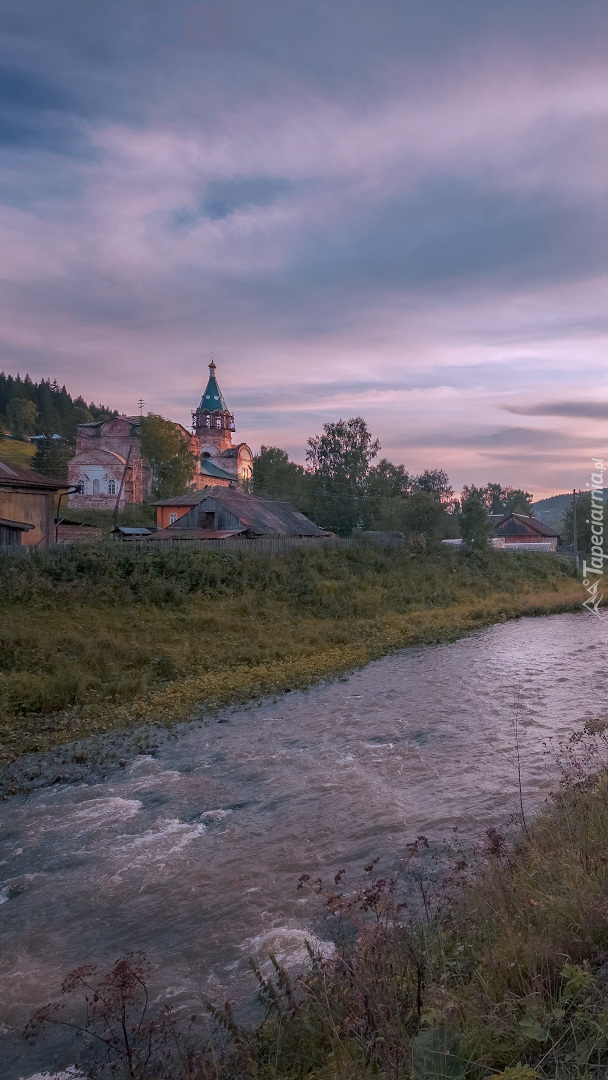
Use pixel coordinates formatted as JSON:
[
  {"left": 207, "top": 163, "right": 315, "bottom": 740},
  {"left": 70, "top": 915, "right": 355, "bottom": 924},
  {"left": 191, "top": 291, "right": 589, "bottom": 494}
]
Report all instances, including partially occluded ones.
[{"left": 1, "top": 1, "right": 608, "bottom": 496}]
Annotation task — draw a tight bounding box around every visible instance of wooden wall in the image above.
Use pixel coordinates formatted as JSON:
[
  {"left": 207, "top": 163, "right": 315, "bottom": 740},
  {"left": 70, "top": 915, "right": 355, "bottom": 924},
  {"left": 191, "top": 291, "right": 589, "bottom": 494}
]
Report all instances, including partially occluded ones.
[
  {"left": 0, "top": 488, "right": 55, "bottom": 547},
  {"left": 156, "top": 504, "right": 193, "bottom": 529}
]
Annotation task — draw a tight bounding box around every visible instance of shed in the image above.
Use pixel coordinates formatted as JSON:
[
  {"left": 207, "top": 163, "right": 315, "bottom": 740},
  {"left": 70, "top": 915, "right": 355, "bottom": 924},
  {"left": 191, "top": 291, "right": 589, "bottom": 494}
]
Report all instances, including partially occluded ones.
[
  {"left": 0, "top": 460, "right": 67, "bottom": 547},
  {"left": 492, "top": 513, "right": 559, "bottom": 551},
  {"left": 111, "top": 526, "right": 153, "bottom": 540},
  {"left": 56, "top": 520, "right": 103, "bottom": 545},
  {"left": 0, "top": 517, "right": 34, "bottom": 547},
  {"left": 155, "top": 486, "right": 330, "bottom": 538}
]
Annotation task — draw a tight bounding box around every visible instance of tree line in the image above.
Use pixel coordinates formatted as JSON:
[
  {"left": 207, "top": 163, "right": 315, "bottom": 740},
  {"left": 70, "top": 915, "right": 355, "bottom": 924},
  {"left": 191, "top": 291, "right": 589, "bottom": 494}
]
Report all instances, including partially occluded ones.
[
  {"left": 251, "top": 416, "right": 533, "bottom": 543},
  {"left": 0, "top": 371, "right": 118, "bottom": 480},
  {"left": 110, "top": 412, "right": 534, "bottom": 546},
  {"left": 0, "top": 371, "right": 535, "bottom": 544}
]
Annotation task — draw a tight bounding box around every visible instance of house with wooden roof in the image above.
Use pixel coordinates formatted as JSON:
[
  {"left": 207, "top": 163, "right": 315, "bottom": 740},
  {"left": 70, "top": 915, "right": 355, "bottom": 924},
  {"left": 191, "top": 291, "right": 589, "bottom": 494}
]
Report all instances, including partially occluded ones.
[
  {"left": 0, "top": 459, "right": 67, "bottom": 547},
  {"left": 492, "top": 512, "right": 560, "bottom": 551},
  {"left": 153, "top": 486, "right": 330, "bottom": 540}
]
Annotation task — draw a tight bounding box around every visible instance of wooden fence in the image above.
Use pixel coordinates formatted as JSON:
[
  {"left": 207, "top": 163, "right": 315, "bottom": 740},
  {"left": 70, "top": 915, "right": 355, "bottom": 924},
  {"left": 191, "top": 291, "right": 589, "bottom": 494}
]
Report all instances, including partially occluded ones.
[
  {"left": 15, "top": 535, "right": 376, "bottom": 556},
  {"left": 10, "top": 535, "right": 575, "bottom": 560}
]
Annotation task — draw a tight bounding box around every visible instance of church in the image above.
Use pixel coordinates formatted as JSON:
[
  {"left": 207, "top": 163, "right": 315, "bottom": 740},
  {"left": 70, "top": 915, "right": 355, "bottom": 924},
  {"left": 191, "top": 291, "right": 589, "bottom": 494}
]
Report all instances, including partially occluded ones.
[
  {"left": 192, "top": 358, "right": 253, "bottom": 484},
  {"left": 67, "top": 360, "right": 253, "bottom": 509}
]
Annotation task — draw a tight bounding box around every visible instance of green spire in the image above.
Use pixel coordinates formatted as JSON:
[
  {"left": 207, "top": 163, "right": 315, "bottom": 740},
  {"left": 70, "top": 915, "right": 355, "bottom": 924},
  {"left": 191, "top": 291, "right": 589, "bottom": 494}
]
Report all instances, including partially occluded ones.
[{"left": 199, "top": 359, "right": 228, "bottom": 412}]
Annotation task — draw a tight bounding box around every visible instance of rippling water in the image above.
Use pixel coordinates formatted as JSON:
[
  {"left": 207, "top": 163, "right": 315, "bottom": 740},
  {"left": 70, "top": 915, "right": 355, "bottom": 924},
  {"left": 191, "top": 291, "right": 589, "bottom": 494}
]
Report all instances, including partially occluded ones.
[{"left": 3, "top": 612, "right": 604, "bottom": 1079}]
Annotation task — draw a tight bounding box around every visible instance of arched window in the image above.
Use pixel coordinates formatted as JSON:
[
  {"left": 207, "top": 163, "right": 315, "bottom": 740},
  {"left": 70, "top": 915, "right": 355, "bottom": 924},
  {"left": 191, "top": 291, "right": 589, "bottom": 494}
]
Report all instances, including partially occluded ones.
[
  {"left": 202, "top": 452, "right": 211, "bottom": 459},
  {"left": 93, "top": 479, "right": 100, "bottom": 495},
  {"left": 76, "top": 480, "right": 85, "bottom": 495},
  {"left": 215, "top": 416, "right": 222, "bottom": 428},
  {"left": 108, "top": 479, "right": 116, "bottom": 495}
]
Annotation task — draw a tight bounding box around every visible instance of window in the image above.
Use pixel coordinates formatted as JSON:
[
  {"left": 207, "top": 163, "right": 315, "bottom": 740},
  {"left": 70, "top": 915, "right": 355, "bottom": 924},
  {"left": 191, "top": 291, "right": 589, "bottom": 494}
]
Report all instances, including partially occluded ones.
[
  {"left": 215, "top": 416, "right": 222, "bottom": 428},
  {"left": 169, "top": 512, "right": 178, "bottom": 525},
  {"left": 93, "top": 479, "right": 100, "bottom": 495},
  {"left": 108, "top": 479, "right": 116, "bottom": 495},
  {"left": 202, "top": 452, "right": 211, "bottom": 459},
  {"left": 75, "top": 481, "right": 85, "bottom": 495}
]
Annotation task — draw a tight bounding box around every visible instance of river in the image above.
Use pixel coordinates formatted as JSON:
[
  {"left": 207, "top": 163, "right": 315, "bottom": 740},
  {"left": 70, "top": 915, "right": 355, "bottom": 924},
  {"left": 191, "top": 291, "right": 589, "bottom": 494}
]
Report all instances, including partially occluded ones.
[{"left": 1, "top": 611, "right": 603, "bottom": 1079}]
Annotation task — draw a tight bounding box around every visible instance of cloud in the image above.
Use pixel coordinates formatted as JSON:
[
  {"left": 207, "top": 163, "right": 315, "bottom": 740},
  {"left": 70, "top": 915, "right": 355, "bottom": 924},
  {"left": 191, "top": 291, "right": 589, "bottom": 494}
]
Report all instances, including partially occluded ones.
[
  {"left": 504, "top": 401, "right": 608, "bottom": 419},
  {"left": 1, "top": 0, "right": 608, "bottom": 495}
]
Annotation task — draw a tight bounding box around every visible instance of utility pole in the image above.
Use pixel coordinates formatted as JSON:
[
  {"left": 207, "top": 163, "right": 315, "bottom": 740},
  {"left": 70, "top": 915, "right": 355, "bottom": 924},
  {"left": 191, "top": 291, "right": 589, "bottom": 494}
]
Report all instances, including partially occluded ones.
[
  {"left": 113, "top": 445, "right": 133, "bottom": 532},
  {"left": 138, "top": 399, "right": 145, "bottom": 416},
  {"left": 572, "top": 488, "right": 579, "bottom": 573}
]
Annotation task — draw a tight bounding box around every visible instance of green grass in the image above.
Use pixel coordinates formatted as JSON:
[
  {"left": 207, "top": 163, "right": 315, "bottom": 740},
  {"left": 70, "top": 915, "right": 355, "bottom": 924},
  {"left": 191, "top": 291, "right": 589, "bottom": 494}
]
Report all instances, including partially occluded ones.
[
  {"left": 0, "top": 544, "right": 581, "bottom": 764},
  {"left": 0, "top": 436, "right": 36, "bottom": 467}
]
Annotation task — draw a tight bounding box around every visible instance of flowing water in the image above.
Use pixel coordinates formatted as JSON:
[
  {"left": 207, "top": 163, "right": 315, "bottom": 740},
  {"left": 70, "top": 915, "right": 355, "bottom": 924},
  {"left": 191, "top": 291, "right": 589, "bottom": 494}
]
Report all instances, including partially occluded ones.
[{"left": 2, "top": 611, "right": 605, "bottom": 1079}]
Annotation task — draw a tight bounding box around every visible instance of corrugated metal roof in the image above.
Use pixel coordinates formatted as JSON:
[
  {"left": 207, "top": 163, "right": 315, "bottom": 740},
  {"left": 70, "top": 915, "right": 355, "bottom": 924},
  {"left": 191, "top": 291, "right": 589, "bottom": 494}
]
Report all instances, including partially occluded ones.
[
  {"left": 78, "top": 416, "right": 139, "bottom": 428},
  {"left": 151, "top": 528, "right": 246, "bottom": 540},
  {"left": 153, "top": 488, "right": 216, "bottom": 507},
  {"left": 0, "top": 459, "right": 68, "bottom": 489},
  {"left": 200, "top": 459, "right": 235, "bottom": 479},
  {"left": 111, "top": 526, "right": 153, "bottom": 535},
  {"left": 0, "top": 517, "right": 34, "bottom": 530},
  {"left": 204, "top": 487, "right": 329, "bottom": 537}
]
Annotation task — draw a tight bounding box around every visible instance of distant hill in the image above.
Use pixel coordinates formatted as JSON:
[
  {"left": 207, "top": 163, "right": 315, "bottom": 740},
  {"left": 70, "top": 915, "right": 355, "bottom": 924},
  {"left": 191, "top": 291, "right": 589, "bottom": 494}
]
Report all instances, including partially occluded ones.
[
  {"left": 531, "top": 493, "right": 573, "bottom": 532},
  {"left": 0, "top": 438, "right": 36, "bottom": 468},
  {"left": 532, "top": 491, "right": 608, "bottom": 534}
]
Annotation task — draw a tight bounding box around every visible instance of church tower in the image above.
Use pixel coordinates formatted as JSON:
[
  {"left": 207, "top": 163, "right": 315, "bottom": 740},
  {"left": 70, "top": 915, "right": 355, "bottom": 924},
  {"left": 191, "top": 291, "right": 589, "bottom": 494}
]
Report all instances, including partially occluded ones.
[
  {"left": 191, "top": 358, "right": 254, "bottom": 482},
  {"left": 192, "top": 358, "right": 235, "bottom": 452}
]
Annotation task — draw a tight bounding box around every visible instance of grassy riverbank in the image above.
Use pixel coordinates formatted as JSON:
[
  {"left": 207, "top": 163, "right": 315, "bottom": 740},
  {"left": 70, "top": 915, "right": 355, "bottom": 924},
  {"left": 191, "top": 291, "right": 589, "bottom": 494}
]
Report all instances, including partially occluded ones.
[{"left": 0, "top": 544, "right": 580, "bottom": 763}]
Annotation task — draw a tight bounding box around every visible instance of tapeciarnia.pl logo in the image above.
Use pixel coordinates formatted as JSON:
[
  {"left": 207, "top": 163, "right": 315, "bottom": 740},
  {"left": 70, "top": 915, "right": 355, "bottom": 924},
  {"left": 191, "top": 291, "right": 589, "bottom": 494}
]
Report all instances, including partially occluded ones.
[{"left": 582, "top": 458, "right": 606, "bottom": 616}]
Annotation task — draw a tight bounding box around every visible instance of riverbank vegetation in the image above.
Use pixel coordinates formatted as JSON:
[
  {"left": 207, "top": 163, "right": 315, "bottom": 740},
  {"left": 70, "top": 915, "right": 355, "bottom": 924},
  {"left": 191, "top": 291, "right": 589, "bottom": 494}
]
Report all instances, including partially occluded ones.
[
  {"left": 0, "top": 543, "right": 580, "bottom": 764},
  {"left": 29, "top": 722, "right": 608, "bottom": 1079}
]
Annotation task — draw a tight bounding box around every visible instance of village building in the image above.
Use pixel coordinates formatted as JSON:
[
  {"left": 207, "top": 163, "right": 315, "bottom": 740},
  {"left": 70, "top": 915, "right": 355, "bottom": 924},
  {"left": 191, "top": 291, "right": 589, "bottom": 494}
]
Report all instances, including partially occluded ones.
[
  {"left": 67, "top": 415, "right": 153, "bottom": 510},
  {"left": 55, "top": 520, "right": 103, "bottom": 544},
  {"left": 491, "top": 512, "right": 560, "bottom": 551},
  {"left": 111, "top": 526, "right": 153, "bottom": 541},
  {"left": 0, "top": 460, "right": 67, "bottom": 547},
  {"left": 152, "top": 486, "right": 331, "bottom": 540},
  {"left": 67, "top": 360, "right": 253, "bottom": 510}
]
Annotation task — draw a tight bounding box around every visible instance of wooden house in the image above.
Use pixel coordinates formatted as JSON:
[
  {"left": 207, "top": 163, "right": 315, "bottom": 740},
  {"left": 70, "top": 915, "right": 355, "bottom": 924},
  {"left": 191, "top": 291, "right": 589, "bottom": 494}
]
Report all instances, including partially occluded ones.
[
  {"left": 492, "top": 513, "right": 559, "bottom": 551},
  {"left": 155, "top": 473, "right": 233, "bottom": 530},
  {"left": 0, "top": 460, "right": 67, "bottom": 547},
  {"left": 152, "top": 486, "right": 330, "bottom": 540}
]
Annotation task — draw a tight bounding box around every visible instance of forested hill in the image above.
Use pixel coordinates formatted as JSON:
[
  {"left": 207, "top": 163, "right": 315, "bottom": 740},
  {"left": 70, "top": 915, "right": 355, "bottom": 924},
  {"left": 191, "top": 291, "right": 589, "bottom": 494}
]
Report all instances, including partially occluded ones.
[{"left": 0, "top": 372, "right": 117, "bottom": 440}]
